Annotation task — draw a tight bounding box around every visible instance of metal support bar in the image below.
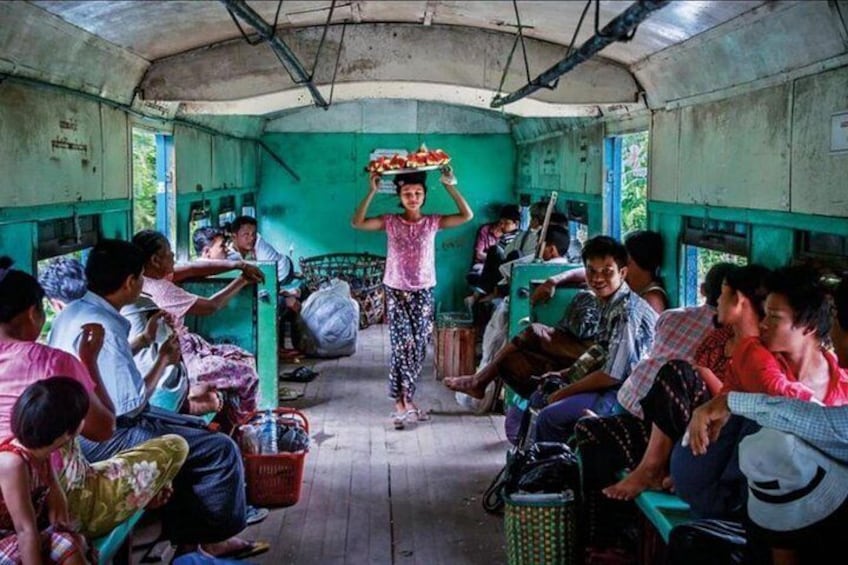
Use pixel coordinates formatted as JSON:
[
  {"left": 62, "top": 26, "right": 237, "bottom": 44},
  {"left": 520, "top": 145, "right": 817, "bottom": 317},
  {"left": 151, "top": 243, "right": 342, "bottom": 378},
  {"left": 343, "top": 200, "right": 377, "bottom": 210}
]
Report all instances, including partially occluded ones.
[
  {"left": 491, "top": 0, "right": 670, "bottom": 108},
  {"left": 259, "top": 141, "right": 301, "bottom": 182},
  {"left": 221, "top": 0, "right": 329, "bottom": 109}
]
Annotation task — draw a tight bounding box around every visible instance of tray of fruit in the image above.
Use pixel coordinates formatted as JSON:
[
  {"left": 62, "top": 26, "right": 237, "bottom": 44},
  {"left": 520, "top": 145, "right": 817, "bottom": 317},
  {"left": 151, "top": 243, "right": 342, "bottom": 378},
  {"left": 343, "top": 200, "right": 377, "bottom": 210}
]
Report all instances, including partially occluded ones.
[{"left": 365, "top": 147, "right": 451, "bottom": 175}]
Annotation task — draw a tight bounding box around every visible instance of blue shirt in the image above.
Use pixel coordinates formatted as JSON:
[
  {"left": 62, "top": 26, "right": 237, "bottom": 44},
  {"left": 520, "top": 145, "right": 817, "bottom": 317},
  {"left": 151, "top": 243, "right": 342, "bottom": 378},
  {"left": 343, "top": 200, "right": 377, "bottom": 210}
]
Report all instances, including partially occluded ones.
[
  {"left": 729, "top": 392, "right": 848, "bottom": 465},
  {"left": 597, "top": 282, "right": 659, "bottom": 383},
  {"left": 48, "top": 291, "right": 147, "bottom": 417}
]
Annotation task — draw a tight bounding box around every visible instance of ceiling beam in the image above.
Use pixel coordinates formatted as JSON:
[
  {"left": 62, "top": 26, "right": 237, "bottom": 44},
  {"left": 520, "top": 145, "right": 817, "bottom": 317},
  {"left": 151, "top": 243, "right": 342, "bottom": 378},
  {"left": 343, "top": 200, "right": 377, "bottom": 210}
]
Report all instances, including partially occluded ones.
[{"left": 220, "top": 0, "right": 329, "bottom": 108}]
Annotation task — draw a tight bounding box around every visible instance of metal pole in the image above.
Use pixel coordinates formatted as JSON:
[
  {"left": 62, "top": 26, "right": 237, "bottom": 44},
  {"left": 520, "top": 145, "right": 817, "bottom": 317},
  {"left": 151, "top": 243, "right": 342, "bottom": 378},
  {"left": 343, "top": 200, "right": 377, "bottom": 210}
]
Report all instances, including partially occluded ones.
[
  {"left": 221, "top": 0, "right": 329, "bottom": 109},
  {"left": 491, "top": 0, "right": 670, "bottom": 108}
]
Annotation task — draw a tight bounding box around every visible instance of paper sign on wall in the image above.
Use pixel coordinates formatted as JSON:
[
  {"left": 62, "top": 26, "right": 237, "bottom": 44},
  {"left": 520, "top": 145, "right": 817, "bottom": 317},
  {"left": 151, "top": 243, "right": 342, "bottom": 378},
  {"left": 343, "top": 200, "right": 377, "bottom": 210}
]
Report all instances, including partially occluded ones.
[{"left": 831, "top": 111, "right": 848, "bottom": 154}]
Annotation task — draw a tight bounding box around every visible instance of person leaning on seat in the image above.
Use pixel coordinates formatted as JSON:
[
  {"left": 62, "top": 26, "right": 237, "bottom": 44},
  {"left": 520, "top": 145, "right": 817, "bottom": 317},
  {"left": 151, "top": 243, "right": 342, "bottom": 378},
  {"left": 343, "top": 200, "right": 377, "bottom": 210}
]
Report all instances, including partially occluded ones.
[{"left": 47, "top": 240, "right": 268, "bottom": 559}]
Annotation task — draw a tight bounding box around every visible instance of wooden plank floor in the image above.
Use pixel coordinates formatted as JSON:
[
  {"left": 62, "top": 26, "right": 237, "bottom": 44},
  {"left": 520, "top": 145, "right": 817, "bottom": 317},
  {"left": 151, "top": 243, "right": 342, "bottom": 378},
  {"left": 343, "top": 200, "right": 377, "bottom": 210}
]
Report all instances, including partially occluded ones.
[{"left": 245, "top": 324, "right": 509, "bottom": 565}]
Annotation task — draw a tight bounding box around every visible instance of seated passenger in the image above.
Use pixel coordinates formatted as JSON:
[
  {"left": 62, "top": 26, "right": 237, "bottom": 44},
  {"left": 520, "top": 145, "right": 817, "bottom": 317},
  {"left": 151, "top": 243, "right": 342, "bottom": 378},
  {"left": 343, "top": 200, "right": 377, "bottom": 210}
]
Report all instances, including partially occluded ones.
[
  {"left": 574, "top": 262, "right": 736, "bottom": 500},
  {"left": 133, "top": 230, "right": 261, "bottom": 427},
  {"left": 681, "top": 276, "right": 848, "bottom": 563},
  {"left": 532, "top": 229, "right": 669, "bottom": 314},
  {"left": 38, "top": 256, "right": 88, "bottom": 312},
  {"left": 47, "top": 241, "right": 264, "bottom": 557},
  {"left": 0, "top": 257, "right": 187, "bottom": 539},
  {"left": 671, "top": 265, "right": 848, "bottom": 519},
  {"left": 472, "top": 205, "right": 523, "bottom": 296},
  {"left": 0, "top": 378, "right": 92, "bottom": 565},
  {"left": 446, "top": 236, "right": 658, "bottom": 426},
  {"left": 466, "top": 215, "right": 503, "bottom": 287}
]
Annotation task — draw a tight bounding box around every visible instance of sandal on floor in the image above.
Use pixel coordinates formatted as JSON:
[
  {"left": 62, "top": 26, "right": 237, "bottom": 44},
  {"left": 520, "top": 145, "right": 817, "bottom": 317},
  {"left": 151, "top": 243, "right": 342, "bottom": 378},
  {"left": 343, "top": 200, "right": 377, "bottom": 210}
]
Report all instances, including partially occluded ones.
[
  {"left": 391, "top": 411, "right": 407, "bottom": 430},
  {"left": 215, "top": 540, "right": 271, "bottom": 560},
  {"left": 406, "top": 408, "right": 430, "bottom": 422},
  {"left": 281, "top": 366, "right": 319, "bottom": 383},
  {"left": 278, "top": 386, "right": 304, "bottom": 401}
]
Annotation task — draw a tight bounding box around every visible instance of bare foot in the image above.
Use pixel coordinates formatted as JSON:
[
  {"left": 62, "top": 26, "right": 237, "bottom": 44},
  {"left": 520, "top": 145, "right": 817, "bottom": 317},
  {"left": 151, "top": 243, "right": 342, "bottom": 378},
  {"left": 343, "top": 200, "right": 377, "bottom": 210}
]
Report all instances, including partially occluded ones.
[
  {"left": 201, "top": 537, "right": 253, "bottom": 558},
  {"left": 661, "top": 476, "right": 675, "bottom": 492},
  {"left": 443, "top": 375, "right": 487, "bottom": 399},
  {"left": 602, "top": 465, "right": 667, "bottom": 500}
]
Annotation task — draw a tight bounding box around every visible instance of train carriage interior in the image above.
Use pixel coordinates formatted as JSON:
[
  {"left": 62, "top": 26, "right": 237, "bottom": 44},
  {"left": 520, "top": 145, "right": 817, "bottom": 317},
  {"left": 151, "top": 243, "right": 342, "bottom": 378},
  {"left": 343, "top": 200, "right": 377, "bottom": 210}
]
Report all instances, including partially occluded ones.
[{"left": 1, "top": 0, "right": 848, "bottom": 563}]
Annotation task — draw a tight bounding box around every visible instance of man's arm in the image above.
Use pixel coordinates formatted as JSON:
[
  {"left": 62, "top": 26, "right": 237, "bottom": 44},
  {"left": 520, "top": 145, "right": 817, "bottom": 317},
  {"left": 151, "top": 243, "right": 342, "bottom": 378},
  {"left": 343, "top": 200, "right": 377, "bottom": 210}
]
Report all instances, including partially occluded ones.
[
  {"left": 547, "top": 370, "right": 618, "bottom": 403},
  {"left": 728, "top": 392, "right": 848, "bottom": 464}
]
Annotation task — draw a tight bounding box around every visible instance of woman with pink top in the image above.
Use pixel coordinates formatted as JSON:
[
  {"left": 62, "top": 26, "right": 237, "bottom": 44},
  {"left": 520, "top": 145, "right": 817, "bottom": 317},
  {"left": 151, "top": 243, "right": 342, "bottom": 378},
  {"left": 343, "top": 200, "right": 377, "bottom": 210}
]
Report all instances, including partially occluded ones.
[{"left": 352, "top": 168, "right": 473, "bottom": 429}]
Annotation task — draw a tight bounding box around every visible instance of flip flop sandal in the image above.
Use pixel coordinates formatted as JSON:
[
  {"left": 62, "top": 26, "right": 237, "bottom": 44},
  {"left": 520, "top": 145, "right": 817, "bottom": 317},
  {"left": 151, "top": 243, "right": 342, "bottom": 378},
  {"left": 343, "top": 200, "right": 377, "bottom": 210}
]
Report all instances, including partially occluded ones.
[
  {"left": 281, "top": 366, "right": 319, "bottom": 383},
  {"left": 278, "top": 386, "right": 304, "bottom": 401},
  {"left": 391, "top": 411, "right": 407, "bottom": 430},
  {"left": 216, "top": 540, "right": 270, "bottom": 560}
]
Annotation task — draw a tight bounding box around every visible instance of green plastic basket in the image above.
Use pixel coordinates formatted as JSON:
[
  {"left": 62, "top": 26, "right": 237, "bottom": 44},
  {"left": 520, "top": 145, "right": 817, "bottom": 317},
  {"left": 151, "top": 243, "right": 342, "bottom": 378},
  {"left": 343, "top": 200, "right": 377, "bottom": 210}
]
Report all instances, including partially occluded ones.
[{"left": 505, "top": 493, "right": 578, "bottom": 565}]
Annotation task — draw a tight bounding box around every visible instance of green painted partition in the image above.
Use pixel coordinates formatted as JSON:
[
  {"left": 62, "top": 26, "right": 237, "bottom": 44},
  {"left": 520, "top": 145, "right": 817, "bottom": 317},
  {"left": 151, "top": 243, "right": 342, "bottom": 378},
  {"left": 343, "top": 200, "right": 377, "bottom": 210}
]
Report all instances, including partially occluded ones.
[
  {"left": 508, "top": 263, "right": 584, "bottom": 338},
  {"left": 182, "top": 262, "right": 278, "bottom": 410},
  {"left": 258, "top": 133, "right": 516, "bottom": 311}
]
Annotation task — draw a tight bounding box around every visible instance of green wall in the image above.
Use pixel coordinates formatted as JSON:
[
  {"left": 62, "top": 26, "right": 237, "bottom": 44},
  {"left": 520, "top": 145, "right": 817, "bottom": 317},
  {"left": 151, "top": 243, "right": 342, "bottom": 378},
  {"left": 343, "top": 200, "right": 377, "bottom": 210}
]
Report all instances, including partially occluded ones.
[{"left": 257, "top": 133, "right": 516, "bottom": 311}]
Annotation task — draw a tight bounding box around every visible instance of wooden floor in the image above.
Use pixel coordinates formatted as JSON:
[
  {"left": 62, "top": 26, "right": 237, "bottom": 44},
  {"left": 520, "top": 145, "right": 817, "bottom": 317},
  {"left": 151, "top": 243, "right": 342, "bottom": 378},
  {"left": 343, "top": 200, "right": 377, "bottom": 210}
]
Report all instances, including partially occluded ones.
[{"left": 243, "top": 324, "right": 509, "bottom": 565}]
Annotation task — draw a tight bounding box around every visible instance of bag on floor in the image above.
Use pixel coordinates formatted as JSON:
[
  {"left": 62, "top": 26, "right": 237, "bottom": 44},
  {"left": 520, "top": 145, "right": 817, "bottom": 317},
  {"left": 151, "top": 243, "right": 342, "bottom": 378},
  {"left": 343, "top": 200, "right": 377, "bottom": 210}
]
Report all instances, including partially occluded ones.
[{"left": 295, "top": 279, "right": 359, "bottom": 358}]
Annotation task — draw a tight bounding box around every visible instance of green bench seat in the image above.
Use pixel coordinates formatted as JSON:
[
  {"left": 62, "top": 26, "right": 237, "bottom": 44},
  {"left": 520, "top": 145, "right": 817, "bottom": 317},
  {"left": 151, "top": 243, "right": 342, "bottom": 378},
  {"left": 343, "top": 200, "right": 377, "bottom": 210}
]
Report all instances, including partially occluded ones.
[{"left": 632, "top": 488, "right": 692, "bottom": 543}]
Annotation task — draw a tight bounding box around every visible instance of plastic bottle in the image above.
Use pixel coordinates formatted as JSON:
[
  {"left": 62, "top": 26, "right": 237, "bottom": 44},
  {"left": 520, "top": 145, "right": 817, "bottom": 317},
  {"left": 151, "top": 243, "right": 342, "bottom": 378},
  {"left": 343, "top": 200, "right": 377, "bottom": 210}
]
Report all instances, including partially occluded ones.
[
  {"left": 260, "top": 410, "right": 278, "bottom": 454},
  {"left": 239, "top": 424, "right": 260, "bottom": 455}
]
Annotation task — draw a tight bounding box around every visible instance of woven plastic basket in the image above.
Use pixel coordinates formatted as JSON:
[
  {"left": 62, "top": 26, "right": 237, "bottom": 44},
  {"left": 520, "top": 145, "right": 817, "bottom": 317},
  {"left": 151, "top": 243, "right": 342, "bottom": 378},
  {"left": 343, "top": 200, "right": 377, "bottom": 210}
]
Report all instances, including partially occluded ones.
[
  {"left": 504, "top": 492, "right": 578, "bottom": 565},
  {"left": 299, "top": 253, "right": 386, "bottom": 328},
  {"left": 240, "top": 408, "right": 309, "bottom": 507}
]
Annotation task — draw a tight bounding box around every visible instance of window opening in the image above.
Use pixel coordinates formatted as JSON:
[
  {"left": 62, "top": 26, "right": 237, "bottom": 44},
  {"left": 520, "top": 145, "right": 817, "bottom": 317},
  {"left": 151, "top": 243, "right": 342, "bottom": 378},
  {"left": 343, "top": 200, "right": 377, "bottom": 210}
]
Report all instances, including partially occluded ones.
[
  {"left": 681, "top": 245, "right": 747, "bottom": 307},
  {"left": 132, "top": 128, "right": 174, "bottom": 240},
  {"left": 604, "top": 131, "right": 648, "bottom": 239}
]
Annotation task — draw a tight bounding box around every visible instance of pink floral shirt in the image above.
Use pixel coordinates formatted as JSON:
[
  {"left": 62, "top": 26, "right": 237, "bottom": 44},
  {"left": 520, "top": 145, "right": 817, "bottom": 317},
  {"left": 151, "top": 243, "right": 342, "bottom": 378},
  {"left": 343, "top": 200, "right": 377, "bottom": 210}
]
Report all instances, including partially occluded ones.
[
  {"left": 382, "top": 214, "right": 441, "bottom": 291},
  {"left": 142, "top": 275, "right": 198, "bottom": 338}
]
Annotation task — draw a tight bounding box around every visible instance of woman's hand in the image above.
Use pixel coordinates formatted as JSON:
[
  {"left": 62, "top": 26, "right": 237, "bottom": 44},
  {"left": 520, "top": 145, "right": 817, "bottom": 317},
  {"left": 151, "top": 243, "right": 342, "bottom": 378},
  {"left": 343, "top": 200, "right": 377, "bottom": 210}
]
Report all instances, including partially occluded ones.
[
  {"left": 369, "top": 172, "right": 381, "bottom": 193},
  {"left": 142, "top": 311, "right": 166, "bottom": 346},
  {"left": 440, "top": 165, "right": 458, "bottom": 187},
  {"left": 158, "top": 334, "right": 182, "bottom": 366},
  {"left": 78, "top": 323, "right": 105, "bottom": 366}
]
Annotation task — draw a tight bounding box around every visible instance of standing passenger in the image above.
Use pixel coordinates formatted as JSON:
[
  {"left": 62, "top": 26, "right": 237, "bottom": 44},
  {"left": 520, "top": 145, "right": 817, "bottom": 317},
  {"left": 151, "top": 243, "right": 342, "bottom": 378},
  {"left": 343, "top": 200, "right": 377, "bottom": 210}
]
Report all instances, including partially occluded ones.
[{"left": 352, "top": 168, "right": 473, "bottom": 429}]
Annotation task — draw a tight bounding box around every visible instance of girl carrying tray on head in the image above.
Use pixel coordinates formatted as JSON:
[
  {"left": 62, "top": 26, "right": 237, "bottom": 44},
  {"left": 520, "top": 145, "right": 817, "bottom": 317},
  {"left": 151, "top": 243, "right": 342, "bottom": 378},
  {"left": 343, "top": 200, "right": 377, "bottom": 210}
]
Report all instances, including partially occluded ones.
[{"left": 352, "top": 164, "right": 473, "bottom": 429}]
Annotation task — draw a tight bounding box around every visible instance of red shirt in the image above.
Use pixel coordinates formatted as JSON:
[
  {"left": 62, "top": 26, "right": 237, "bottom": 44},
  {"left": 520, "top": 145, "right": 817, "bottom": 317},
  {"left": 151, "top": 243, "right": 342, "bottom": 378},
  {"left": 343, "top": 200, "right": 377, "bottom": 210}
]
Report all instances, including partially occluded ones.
[{"left": 721, "top": 336, "right": 848, "bottom": 406}]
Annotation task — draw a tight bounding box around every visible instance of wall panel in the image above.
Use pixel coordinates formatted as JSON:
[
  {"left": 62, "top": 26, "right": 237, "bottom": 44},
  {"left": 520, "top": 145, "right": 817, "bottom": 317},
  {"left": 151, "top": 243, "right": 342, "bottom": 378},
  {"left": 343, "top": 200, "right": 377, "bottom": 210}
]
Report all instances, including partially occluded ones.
[
  {"left": 174, "top": 125, "right": 212, "bottom": 194},
  {"left": 790, "top": 65, "right": 848, "bottom": 218},
  {"left": 675, "top": 83, "right": 791, "bottom": 211}
]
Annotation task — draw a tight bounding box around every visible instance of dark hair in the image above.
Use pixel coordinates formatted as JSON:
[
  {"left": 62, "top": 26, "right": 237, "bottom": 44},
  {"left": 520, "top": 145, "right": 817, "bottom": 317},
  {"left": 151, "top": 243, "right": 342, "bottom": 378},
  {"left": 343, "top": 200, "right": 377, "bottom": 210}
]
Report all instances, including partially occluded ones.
[
  {"left": 624, "top": 230, "right": 663, "bottom": 276},
  {"left": 703, "top": 262, "right": 738, "bottom": 308},
  {"left": 834, "top": 278, "right": 848, "bottom": 332},
  {"left": 0, "top": 257, "right": 45, "bottom": 324},
  {"left": 724, "top": 264, "right": 770, "bottom": 320},
  {"left": 132, "top": 230, "right": 169, "bottom": 263},
  {"left": 193, "top": 227, "right": 224, "bottom": 256},
  {"left": 230, "top": 215, "right": 258, "bottom": 234},
  {"left": 392, "top": 171, "right": 427, "bottom": 192},
  {"left": 544, "top": 225, "right": 571, "bottom": 257},
  {"left": 549, "top": 212, "right": 569, "bottom": 226},
  {"left": 12, "top": 377, "right": 89, "bottom": 449},
  {"left": 38, "top": 257, "right": 87, "bottom": 304},
  {"left": 85, "top": 240, "right": 146, "bottom": 296},
  {"left": 530, "top": 201, "right": 549, "bottom": 223},
  {"left": 581, "top": 236, "right": 628, "bottom": 269},
  {"left": 499, "top": 205, "right": 521, "bottom": 223},
  {"left": 765, "top": 265, "right": 831, "bottom": 338}
]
